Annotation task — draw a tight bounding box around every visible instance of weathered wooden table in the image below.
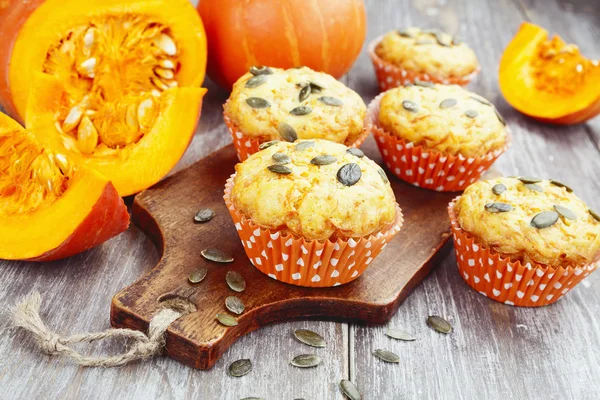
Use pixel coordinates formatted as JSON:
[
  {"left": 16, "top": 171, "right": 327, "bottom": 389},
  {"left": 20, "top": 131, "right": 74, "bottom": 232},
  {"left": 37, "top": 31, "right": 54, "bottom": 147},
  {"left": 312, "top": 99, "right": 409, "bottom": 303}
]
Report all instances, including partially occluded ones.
[{"left": 1, "top": 0, "right": 599, "bottom": 398}]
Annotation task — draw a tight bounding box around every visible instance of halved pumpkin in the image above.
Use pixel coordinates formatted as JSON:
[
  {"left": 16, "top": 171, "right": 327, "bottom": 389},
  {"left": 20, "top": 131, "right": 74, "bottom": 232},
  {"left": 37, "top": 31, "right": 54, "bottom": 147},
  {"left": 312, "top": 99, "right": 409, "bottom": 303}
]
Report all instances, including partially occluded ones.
[
  {"left": 499, "top": 22, "right": 600, "bottom": 125},
  {"left": 0, "top": 112, "right": 129, "bottom": 261}
]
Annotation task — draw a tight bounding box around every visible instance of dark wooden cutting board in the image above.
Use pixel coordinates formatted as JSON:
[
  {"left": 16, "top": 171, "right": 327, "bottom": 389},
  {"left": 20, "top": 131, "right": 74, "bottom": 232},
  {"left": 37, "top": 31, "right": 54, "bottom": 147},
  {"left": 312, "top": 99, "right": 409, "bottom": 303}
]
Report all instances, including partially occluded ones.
[{"left": 110, "top": 136, "right": 456, "bottom": 370}]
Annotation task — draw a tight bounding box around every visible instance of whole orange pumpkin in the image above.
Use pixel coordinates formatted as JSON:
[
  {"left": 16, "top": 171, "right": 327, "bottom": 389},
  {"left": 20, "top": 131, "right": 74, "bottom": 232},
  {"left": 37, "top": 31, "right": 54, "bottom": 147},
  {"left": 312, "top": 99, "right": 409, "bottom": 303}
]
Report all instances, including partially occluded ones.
[{"left": 198, "top": 0, "right": 366, "bottom": 91}]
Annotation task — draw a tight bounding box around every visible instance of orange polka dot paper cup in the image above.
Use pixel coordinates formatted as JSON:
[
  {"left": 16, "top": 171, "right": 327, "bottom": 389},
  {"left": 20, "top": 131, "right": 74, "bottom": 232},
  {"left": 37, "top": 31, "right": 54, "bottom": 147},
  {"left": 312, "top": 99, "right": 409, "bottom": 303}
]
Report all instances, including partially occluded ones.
[
  {"left": 368, "top": 35, "right": 480, "bottom": 91},
  {"left": 448, "top": 198, "right": 598, "bottom": 307},
  {"left": 366, "top": 93, "right": 511, "bottom": 192},
  {"left": 224, "top": 176, "right": 403, "bottom": 287}
]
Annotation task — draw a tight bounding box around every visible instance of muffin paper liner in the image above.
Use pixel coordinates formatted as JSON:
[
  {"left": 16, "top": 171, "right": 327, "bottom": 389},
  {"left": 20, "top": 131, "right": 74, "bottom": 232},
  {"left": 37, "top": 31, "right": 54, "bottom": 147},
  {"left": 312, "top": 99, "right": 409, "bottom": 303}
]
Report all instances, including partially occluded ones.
[
  {"left": 223, "top": 100, "right": 371, "bottom": 162},
  {"left": 448, "top": 198, "right": 598, "bottom": 307},
  {"left": 366, "top": 93, "right": 511, "bottom": 192},
  {"left": 224, "top": 176, "right": 403, "bottom": 287},
  {"left": 368, "top": 35, "right": 480, "bottom": 91}
]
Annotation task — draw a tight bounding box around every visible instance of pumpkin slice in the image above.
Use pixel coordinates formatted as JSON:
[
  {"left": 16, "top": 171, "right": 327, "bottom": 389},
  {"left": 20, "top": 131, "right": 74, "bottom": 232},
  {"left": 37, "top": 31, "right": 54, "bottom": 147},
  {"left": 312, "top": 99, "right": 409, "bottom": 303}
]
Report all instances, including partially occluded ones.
[
  {"left": 499, "top": 22, "right": 600, "bottom": 124},
  {"left": 0, "top": 112, "right": 129, "bottom": 261}
]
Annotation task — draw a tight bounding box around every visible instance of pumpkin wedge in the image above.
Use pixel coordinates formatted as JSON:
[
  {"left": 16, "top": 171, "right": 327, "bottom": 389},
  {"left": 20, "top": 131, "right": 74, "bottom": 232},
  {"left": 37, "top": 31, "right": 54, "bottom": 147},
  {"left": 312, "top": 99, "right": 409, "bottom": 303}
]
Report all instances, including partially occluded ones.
[
  {"left": 0, "top": 112, "right": 129, "bottom": 261},
  {"left": 499, "top": 22, "right": 600, "bottom": 125}
]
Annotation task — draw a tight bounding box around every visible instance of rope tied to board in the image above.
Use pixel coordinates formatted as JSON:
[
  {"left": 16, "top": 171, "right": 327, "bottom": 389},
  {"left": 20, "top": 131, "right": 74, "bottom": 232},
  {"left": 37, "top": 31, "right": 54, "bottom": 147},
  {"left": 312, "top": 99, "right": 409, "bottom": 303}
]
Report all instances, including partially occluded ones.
[{"left": 11, "top": 292, "right": 195, "bottom": 367}]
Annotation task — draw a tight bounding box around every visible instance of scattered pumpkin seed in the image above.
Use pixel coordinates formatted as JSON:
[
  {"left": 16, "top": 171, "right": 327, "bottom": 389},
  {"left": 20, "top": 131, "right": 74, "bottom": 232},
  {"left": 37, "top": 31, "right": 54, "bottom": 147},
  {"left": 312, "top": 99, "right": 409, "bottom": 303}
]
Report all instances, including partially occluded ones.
[
  {"left": 201, "top": 248, "right": 234, "bottom": 263},
  {"left": 258, "top": 140, "right": 279, "bottom": 150},
  {"left": 309, "top": 81, "right": 325, "bottom": 92},
  {"left": 427, "top": 315, "right": 452, "bottom": 334},
  {"left": 267, "top": 164, "right": 292, "bottom": 175},
  {"left": 373, "top": 349, "right": 400, "bottom": 363},
  {"left": 492, "top": 184, "right": 506, "bottom": 195},
  {"left": 299, "top": 84, "right": 311, "bottom": 102},
  {"left": 554, "top": 205, "right": 577, "bottom": 220},
  {"left": 378, "top": 168, "right": 389, "bottom": 183},
  {"left": 216, "top": 313, "right": 238, "bottom": 327},
  {"left": 589, "top": 209, "right": 600, "bottom": 222},
  {"left": 518, "top": 176, "right": 542, "bottom": 184},
  {"left": 346, "top": 148, "right": 364, "bottom": 158},
  {"left": 318, "top": 96, "right": 343, "bottom": 106},
  {"left": 525, "top": 183, "right": 543, "bottom": 192},
  {"left": 494, "top": 108, "right": 506, "bottom": 125},
  {"left": 272, "top": 152, "right": 291, "bottom": 165},
  {"left": 290, "top": 354, "right": 322, "bottom": 368},
  {"left": 194, "top": 208, "right": 215, "bottom": 223},
  {"left": 531, "top": 211, "right": 559, "bottom": 229},
  {"left": 294, "top": 329, "right": 326, "bottom": 348},
  {"left": 226, "top": 270, "right": 246, "bottom": 292},
  {"left": 188, "top": 267, "right": 207, "bottom": 284},
  {"left": 435, "top": 32, "right": 452, "bottom": 47},
  {"left": 385, "top": 328, "right": 416, "bottom": 341},
  {"left": 339, "top": 379, "right": 361, "bottom": 400},
  {"left": 464, "top": 109, "right": 479, "bottom": 118},
  {"left": 290, "top": 106, "right": 312, "bottom": 116},
  {"left": 469, "top": 95, "right": 491, "bottom": 106},
  {"left": 439, "top": 98, "right": 457, "bottom": 109},
  {"left": 311, "top": 155, "right": 337, "bottom": 166},
  {"left": 228, "top": 358, "right": 252, "bottom": 377},
  {"left": 397, "top": 29, "right": 414, "bottom": 38},
  {"left": 249, "top": 66, "right": 273, "bottom": 76},
  {"left": 404, "top": 82, "right": 414, "bottom": 87},
  {"left": 246, "top": 97, "right": 270, "bottom": 109},
  {"left": 415, "top": 39, "right": 434, "bottom": 45},
  {"left": 245, "top": 75, "right": 267, "bottom": 88},
  {"left": 550, "top": 179, "right": 573, "bottom": 192},
  {"left": 402, "top": 100, "right": 419, "bottom": 112},
  {"left": 414, "top": 80, "right": 434, "bottom": 88},
  {"left": 337, "top": 163, "right": 362, "bottom": 186},
  {"left": 225, "top": 296, "right": 245, "bottom": 315},
  {"left": 485, "top": 202, "right": 513, "bottom": 213},
  {"left": 277, "top": 122, "right": 298, "bottom": 142},
  {"left": 294, "top": 141, "right": 315, "bottom": 151}
]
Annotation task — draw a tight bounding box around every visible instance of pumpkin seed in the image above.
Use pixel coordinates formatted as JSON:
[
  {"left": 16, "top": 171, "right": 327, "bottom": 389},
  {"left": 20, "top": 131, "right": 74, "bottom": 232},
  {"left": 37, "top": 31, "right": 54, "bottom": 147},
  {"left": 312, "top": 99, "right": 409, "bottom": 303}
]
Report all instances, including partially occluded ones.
[
  {"left": 439, "top": 98, "right": 457, "bottom": 109},
  {"left": 337, "top": 163, "right": 362, "bottom": 186},
  {"left": 385, "top": 328, "right": 416, "bottom": 341},
  {"left": 484, "top": 202, "right": 513, "bottom": 213},
  {"left": 589, "top": 209, "right": 600, "bottom": 222},
  {"left": 402, "top": 100, "right": 419, "bottom": 112},
  {"left": 298, "top": 84, "right": 311, "bottom": 102},
  {"left": 272, "top": 152, "right": 291, "bottom": 165},
  {"left": 525, "top": 183, "right": 543, "bottom": 192},
  {"left": 249, "top": 66, "right": 273, "bottom": 76},
  {"left": 464, "top": 109, "right": 479, "bottom": 118},
  {"left": 267, "top": 164, "right": 292, "bottom": 175},
  {"left": 245, "top": 75, "right": 267, "bottom": 88},
  {"left": 346, "top": 148, "right": 364, "bottom": 158},
  {"left": 554, "top": 205, "right": 577, "bottom": 220},
  {"left": 469, "top": 95, "right": 491, "bottom": 106},
  {"left": 435, "top": 32, "right": 452, "bottom": 47},
  {"left": 295, "top": 141, "right": 315, "bottom": 151},
  {"left": 216, "top": 313, "right": 238, "bottom": 327},
  {"left": 415, "top": 39, "right": 434, "bottom": 45},
  {"left": 311, "top": 155, "right": 337, "bottom": 166},
  {"left": 201, "top": 248, "right": 234, "bottom": 263},
  {"left": 404, "top": 82, "right": 414, "bottom": 87},
  {"left": 427, "top": 315, "right": 452, "bottom": 334},
  {"left": 494, "top": 108, "right": 506, "bottom": 125},
  {"left": 309, "top": 81, "right": 325, "bottom": 92},
  {"left": 374, "top": 349, "right": 400, "bottom": 363},
  {"left": 318, "top": 96, "right": 344, "bottom": 106},
  {"left": 290, "top": 106, "right": 312, "bottom": 116},
  {"left": 246, "top": 97, "right": 270, "bottom": 109},
  {"left": 277, "top": 122, "right": 298, "bottom": 142},
  {"left": 531, "top": 211, "right": 559, "bottom": 229},
  {"left": 226, "top": 271, "right": 246, "bottom": 292},
  {"left": 228, "top": 358, "right": 252, "bottom": 377},
  {"left": 492, "top": 183, "right": 506, "bottom": 195},
  {"left": 414, "top": 80, "right": 434, "bottom": 88},
  {"left": 293, "top": 329, "right": 326, "bottom": 348},
  {"left": 290, "top": 354, "right": 322, "bottom": 368},
  {"left": 194, "top": 208, "right": 215, "bottom": 223},
  {"left": 225, "top": 296, "right": 245, "bottom": 315},
  {"left": 518, "top": 176, "right": 542, "bottom": 184},
  {"left": 259, "top": 140, "right": 279, "bottom": 150},
  {"left": 550, "top": 179, "right": 573, "bottom": 192},
  {"left": 339, "top": 380, "right": 361, "bottom": 400},
  {"left": 397, "top": 29, "right": 414, "bottom": 38},
  {"left": 378, "top": 168, "right": 389, "bottom": 183},
  {"left": 154, "top": 33, "right": 177, "bottom": 56},
  {"left": 188, "top": 268, "right": 207, "bottom": 284},
  {"left": 240, "top": 398, "right": 264, "bottom": 400}
]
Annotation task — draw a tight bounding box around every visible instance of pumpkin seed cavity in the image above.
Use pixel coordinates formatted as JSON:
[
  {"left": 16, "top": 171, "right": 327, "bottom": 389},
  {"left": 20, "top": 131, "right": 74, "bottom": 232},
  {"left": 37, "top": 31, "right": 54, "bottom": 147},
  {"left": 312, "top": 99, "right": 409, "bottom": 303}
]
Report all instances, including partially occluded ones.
[
  {"left": 318, "top": 96, "right": 344, "bottom": 106},
  {"left": 427, "top": 315, "right": 452, "bottom": 334},
  {"left": 402, "top": 100, "right": 419, "bottom": 112},
  {"left": 216, "top": 313, "right": 238, "bottom": 327},
  {"left": 228, "top": 358, "right": 252, "bottom": 377},
  {"left": 290, "top": 354, "right": 322, "bottom": 368},
  {"left": 268, "top": 164, "right": 292, "bottom": 175},
  {"left": 346, "top": 148, "right": 364, "bottom": 158},
  {"left": 485, "top": 202, "right": 513, "bottom": 213},
  {"left": 492, "top": 183, "right": 506, "bottom": 195},
  {"left": 385, "top": 328, "right": 416, "bottom": 341},
  {"left": 311, "top": 155, "right": 337, "bottom": 166},
  {"left": 250, "top": 66, "right": 273, "bottom": 76},
  {"left": 259, "top": 140, "right": 279, "bottom": 150},
  {"left": 337, "top": 163, "right": 362, "bottom": 186},
  {"left": 226, "top": 271, "right": 246, "bottom": 292},
  {"left": 246, "top": 97, "right": 270, "bottom": 109},
  {"left": 554, "top": 205, "right": 577, "bottom": 220},
  {"left": 531, "top": 211, "right": 559, "bottom": 229},
  {"left": 439, "top": 98, "right": 457, "bottom": 109},
  {"left": 277, "top": 122, "right": 298, "bottom": 142},
  {"left": 373, "top": 349, "right": 400, "bottom": 363},
  {"left": 194, "top": 208, "right": 215, "bottom": 223},
  {"left": 293, "top": 329, "right": 326, "bottom": 348},
  {"left": 272, "top": 152, "right": 291, "bottom": 165},
  {"left": 225, "top": 296, "right": 245, "bottom": 315},
  {"left": 339, "top": 380, "right": 361, "bottom": 400},
  {"left": 290, "top": 106, "right": 312, "bottom": 116},
  {"left": 245, "top": 75, "right": 267, "bottom": 88},
  {"left": 188, "top": 268, "right": 207, "bottom": 284},
  {"left": 201, "top": 248, "right": 234, "bottom": 263}
]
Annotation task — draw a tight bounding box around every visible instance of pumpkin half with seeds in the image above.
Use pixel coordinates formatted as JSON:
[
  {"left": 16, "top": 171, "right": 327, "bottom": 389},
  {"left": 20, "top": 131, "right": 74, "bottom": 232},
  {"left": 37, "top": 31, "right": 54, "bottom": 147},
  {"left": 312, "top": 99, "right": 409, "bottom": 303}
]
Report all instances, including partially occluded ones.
[
  {"left": 0, "top": 112, "right": 129, "bottom": 261},
  {"left": 499, "top": 22, "right": 600, "bottom": 125},
  {"left": 455, "top": 177, "right": 600, "bottom": 269},
  {"left": 0, "top": 0, "right": 207, "bottom": 196}
]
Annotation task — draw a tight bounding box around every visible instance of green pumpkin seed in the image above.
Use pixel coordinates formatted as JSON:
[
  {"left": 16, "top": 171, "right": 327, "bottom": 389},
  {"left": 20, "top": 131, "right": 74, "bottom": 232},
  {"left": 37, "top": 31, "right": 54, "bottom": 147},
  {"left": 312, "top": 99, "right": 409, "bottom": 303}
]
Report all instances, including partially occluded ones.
[
  {"left": 245, "top": 75, "right": 267, "bottom": 88},
  {"left": 290, "top": 106, "right": 312, "bottom": 116},
  {"left": 378, "top": 168, "right": 389, "bottom": 183},
  {"left": 531, "top": 211, "right": 559, "bottom": 229},
  {"left": 337, "top": 163, "right": 362, "bottom": 186},
  {"left": 403, "top": 82, "right": 414, "bottom": 87},
  {"left": 554, "top": 205, "right": 577, "bottom": 220},
  {"left": 246, "top": 97, "right": 270, "bottom": 109},
  {"left": 439, "top": 98, "right": 457, "bottom": 109},
  {"left": 402, "top": 100, "right": 419, "bottom": 112},
  {"left": 201, "top": 248, "right": 234, "bottom": 263},
  {"left": 415, "top": 39, "right": 434, "bottom": 45},
  {"left": 414, "top": 79, "right": 434, "bottom": 88},
  {"left": 464, "top": 109, "right": 479, "bottom": 118},
  {"left": 188, "top": 267, "right": 207, "bottom": 284},
  {"left": 427, "top": 315, "right": 452, "bottom": 334},
  {"left": 216, "top": 313, "right": 238, "bottom": 327},
  {"left": 385, "top": 328, "right": 416, "bottom": 341},
  {"left": 272, "top": 152, "right": 291, "bottom": 165},
  {"left": 525, "top": 183, "right": 543, "bottom": 192},
  {"left": 294, "top": 329, "right": 326, "bottom": 348},
  {"left": 226, "top": 270, "right": 246, "bottom": 292},
  {"left": 484, "top": 202, "right": 513, "bottom": 213},
  {"left": 397, "top": 29, "right": 414, "bottom": 38},
  {"left": 309, "top": 81, "right": 325, "bottom": 92},
  {"left": 550, "top": 179, "right": 573, "bottom": 192},
  {"left": 290, "top": 354, "right": 322, "bottom": 368},
  {"left": 249, "top": 66, "right": 273, "bottom": 76},
  {"left": 225, "top": 296, "right": 245, "bottom": 315},
  {"left": 318, "top": 96, "right": 343, "bottom": 106},
  {"left": 494, "top": 108, "right": 506, "bottom": 125},
  {"left": 228, "top": 358, "right": 252, "bottom": 377},
  {"left": 469, "top": 95, "right": 491, "bottom": 106},
  {"left": 589, "top": 209, "right": 600, "bottom": 222},
  {"left": 294, "top": 141, "right": 315, "bottom": 151},
  {"left": 435, "top": 32, "right": 452, "bottom": 47},
  {"left": 277, "top": 122, "right": 298, "bottom": 142},
  {"left": 346, "top": 148, "right": 364, "bottom": 158},
  {"left": 258, "top": 140, "right": 279, "bottom": 150},
  {"left": 373, "top": 349, "right": 400, "bottom": 363},
  {"left": 194, "top": 208, "right": 215, "bottom": 223},
  {"left": 298, "top": 84, "right": 311, "bottom": 102},
  {"left": 267, "top": 164, "right": 292, "bottom": 175},
  {"left": 339, "top": 380, "right": 361, "bottom": 400},
  {"left": 311, "top": 155, "right": 337, "bottom": 166},
  {"left": 492, "top": 184, "right": 506, "bottom": 195},
  {"left": 518, "top": 176, "right": 542, "bottom": 184}
]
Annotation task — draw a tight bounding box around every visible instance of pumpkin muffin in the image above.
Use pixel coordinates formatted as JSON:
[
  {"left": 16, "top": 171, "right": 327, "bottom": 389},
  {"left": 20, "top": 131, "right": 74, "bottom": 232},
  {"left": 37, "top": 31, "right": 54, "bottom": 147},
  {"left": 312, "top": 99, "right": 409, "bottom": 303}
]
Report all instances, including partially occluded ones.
[
  {"left": 370, "top": 28, "right": 480, "bottom": 90},
  {"left": 223, "top": 66, "right": 368, "bottom": 161},
  {"left": 449, "top": 177, "right": 600, "bottom": 306},
  {"left": 365, "top": 83, "right": 510, "bottom": 191},
  {"left": 224, "top": 139, "right": 403, "bottom": 287}
]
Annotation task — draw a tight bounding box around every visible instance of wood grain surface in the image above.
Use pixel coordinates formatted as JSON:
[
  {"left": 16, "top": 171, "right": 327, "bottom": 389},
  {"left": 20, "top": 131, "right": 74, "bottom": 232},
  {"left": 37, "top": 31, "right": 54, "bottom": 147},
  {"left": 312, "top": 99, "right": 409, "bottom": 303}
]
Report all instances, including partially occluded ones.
[{"left": 1, "top": 0, "right": 599, "bottom": 399}]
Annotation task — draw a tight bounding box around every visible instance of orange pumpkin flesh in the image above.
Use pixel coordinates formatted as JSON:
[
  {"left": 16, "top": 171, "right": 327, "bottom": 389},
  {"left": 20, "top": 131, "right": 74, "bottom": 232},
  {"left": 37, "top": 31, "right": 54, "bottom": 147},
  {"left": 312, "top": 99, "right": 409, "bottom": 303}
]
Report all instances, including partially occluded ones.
[
  {"left": 0, "top": 112, "right": 129, "bottom": 261},
  {"left": 499, "top": 22, "right": 600, "bottom": 124},
  {"left": 198, "top": 0, "right": 366, "bottom": 91}
]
